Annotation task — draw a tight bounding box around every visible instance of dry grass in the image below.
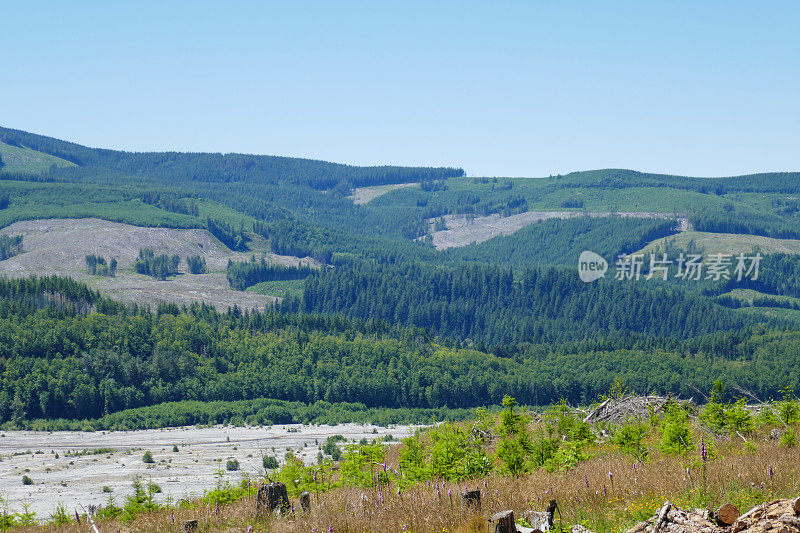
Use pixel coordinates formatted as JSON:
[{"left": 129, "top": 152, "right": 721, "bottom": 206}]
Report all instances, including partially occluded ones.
[{"left": 11, "top": 425, "right": 800, "bottom": 533}]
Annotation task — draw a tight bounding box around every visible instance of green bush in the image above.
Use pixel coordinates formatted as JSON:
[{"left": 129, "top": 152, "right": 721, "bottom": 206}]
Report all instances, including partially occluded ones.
[
  {"left": 142, "top": 451, "right": 154, "bottom": 464},
  {"left": 659, "top": 405, "right": 693, "bottom": 456},
  {"left": 263, "top": 455, "right": 279, "bottom": 469},
  {"left": 780, "top": 427, "right": 797, "bottom": 448},
  {"left": 612, "top": 420, "right": 649, "bottom": 460},
  {"left": 22, "top": 475, "right": 33, "bottom": 485},
  {"left": 226, "top": 459, "right": 239, "bottom": 471}
]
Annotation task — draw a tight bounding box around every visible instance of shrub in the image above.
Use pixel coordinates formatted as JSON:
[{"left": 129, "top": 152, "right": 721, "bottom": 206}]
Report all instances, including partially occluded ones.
[
  {"left": 612, "top": 420, "right": 649, "bottom": 460},
  {"left": 22, "top": 475, "right": 33, "bottom": 485},
  {"left": 659, "top": 405, "right": 693, "bottom": 456},
  {"left": 780, "top": 427, "right": 797, "bottom": 448},
  {"left": 172, "top": 445, "right": 179, "bottom": 452},
  {"left": 263, "top": 455, "right": 279, "bottom": 469},
  {"left": 142, "top": 451, "right": 154, "bottom": 464},
  {"left": 226, "top": 459, "right": 239, "bottom": 471},
  {"left": 323, "top": 437, "right": 343, "bottom": 461}
]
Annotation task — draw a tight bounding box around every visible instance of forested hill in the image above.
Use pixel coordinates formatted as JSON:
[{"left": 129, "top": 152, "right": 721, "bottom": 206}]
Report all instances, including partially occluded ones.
[{"left": 0, "top": 126, "right": 464, "bottom": 189}]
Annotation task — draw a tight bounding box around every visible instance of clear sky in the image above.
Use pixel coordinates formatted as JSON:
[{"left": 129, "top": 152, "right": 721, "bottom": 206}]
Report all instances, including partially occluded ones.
[{"left": 2, "top": 1, "right": 798, "bottom": 177}]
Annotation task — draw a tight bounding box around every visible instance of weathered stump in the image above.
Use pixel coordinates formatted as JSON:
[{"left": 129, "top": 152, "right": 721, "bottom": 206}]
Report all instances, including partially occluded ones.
[
  {"left": 522, "top": 500, "right": 557, "bottom": 532},
  {"left": 256, "top": 482, "right": 290, "bottom": 517},
  {"left": 183, "top": 519, "right": 198, "bottom": 533},
  {"left": 489, "top": 510, "right": 516, "bottom": 533},
  {"left": 461, "top": 489, "right": 481, "bottom": 510},
  {"left": 716, "top": 503, "right": 740, "bottom": 526},
  {"left": 794, "top": 497, "right": 800, "bottom": 516},
  {"left": 299, "top": 491, "right": 311, "bottom": 513}
]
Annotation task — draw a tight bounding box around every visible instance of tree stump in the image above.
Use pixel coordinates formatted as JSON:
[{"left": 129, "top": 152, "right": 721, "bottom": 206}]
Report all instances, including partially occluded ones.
[
  {"left": 461, "top": 489, "right": 481, "bottom": 510},
  {"left": 489, "top": 510, "right": 516, "bottom": 533},
  {"left": 256, "top": 482, "right": 290, "bottom": 517},
  {"left": 716, "top": 503, "right": 740, "bottom": 526},
  {"left": 299, "top": 491, "right": 311, "bottom": 513},
  {"left": 183, "top": 519, "right": 198, "bottom": 533},
  {"left": 794, "top": 497, "right": 800, "bottom": 516}
]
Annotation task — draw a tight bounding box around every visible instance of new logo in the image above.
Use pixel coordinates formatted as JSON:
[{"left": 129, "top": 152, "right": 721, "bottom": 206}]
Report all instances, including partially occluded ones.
[{"left": 578, "top": 251, "right": 608, "bottom": 283}]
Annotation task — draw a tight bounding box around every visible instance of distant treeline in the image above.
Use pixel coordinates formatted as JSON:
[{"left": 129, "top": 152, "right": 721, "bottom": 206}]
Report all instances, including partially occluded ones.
[
  {"left": 294, "top": 262, "right": 749, "bottom": 346},
  {"left": 553, "top": 169, "right": 800, "bottom": 195},
  {"left": 0, "top": 276, "right": 798, "bottom": 426},
  {"left": 689, "top": 211, "right": 800, "bottom": 240},
  {"left": 0, "top": 234, "right": 22, "bottom": 260},
  {"left": 134, "top": 249, "right": 180, "bottom": 280},
  {"left": 226, "top": 258, "right": 314, "bottom": 291},
  {"left": 17, "top": 399, "right": 477, "bottom": 432},
  {"left": 0, "top": 126, "right": 465, "bottom": 190}
]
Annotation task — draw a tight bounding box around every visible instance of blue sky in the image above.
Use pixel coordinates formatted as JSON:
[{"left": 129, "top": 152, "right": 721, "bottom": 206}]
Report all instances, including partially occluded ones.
[{"left": 2, "top": 1, "right": 798, "bottom": 177}]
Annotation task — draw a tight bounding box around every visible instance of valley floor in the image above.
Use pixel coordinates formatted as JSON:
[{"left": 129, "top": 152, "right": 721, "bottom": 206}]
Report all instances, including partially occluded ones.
[{"left": 0, "top": 423, "right": 413, "bottom": 519}]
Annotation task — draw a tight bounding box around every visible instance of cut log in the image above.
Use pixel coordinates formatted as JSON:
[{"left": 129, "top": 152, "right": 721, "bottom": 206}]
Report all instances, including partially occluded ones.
[
  {"left": 256, "top": 482, "right": 290, "bottom": 517},
  {"left": 299, "top": 491, "right": 311, "bottom": 513},
  {"left": 717, "top": 503, "right": 740, "bottom": 526},
  {"left": 461, "top": 489, "right": 481, "bottom": 511},
  {"left": 489, "top": 510, "right": 516, "bottom": 533}
]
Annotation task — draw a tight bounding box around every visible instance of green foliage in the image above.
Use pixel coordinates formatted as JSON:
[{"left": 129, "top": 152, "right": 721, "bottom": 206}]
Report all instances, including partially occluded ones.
[
  {"left": 121, "top": 476, "right": 160, "bottom": 521},
  {"left": 398, "top": 433, "right": 430, "bottom": 485},
  {"left": 203, "top": 476, "right": 256, "bottom": 506},
  {"left": 612, "top": 420, "right": 649, "bottom": 460},
  {"left": 322, "top": 436, "right": 343, "bottom": 461},
  {"left": 85, "top": 254, "right": 117, "bottom": 277},
  {"left": 496, "top": 396, "right": 533, "bottom": 475},
  {"left": 134, "top": 248, "right": 180, "bottom": 280},
  {"left": 780, "top": 427, "right": 797, "bottom": 447},
  {"left": 225, "top": 459, "right": 239, "bottom": 471},
  {"left": 658, "top": 404, "right": 694, "bottom": 456},
  {"left": 48, "top": 502, "right": 70, "bottom": 526},
  {"left": 21, "top": 475, "right": 32, "bottom": 485},
  {"left": 699, "top": 382, "right": 754, "bottom": 435},
  {"left": 263, "top": 455, "right": 279, "bottom": 470},
  {"left": 227, "top": 257, "right": 313, "bottom": 291},
  {"left": 274, "top": 452, "right": 315, "bottom": 496},
  {"left": 186, "top": 255, "right": 206, "bottom": 274},
  {"left": 0, "top": 234, "right": 22, "bottom": 260},
  {"left": 340, "top": 443, "right": 386, "bottom": 488},
  {"left": 142, "top": 451, "right": 154, "bottom": 464}
]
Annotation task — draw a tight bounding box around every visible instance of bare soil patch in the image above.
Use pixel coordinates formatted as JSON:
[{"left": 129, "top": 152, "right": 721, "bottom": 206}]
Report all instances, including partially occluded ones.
[
  {"left": 349, "top": 183, "right": 418, "bottom": 205},
  {"left": 424, "top": 211, "right": 689, "bottom": 250}
]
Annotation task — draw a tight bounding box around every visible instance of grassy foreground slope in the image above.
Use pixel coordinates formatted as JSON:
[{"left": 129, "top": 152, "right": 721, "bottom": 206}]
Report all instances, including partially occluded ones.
[{"left": 3, "top": 394, "right": 800, "bottom": 532}]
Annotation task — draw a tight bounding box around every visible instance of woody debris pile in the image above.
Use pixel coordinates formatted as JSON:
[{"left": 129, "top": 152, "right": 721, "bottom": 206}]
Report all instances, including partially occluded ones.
[{"left": 627, "top": 497, "right": 800, "bottom": 533}]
